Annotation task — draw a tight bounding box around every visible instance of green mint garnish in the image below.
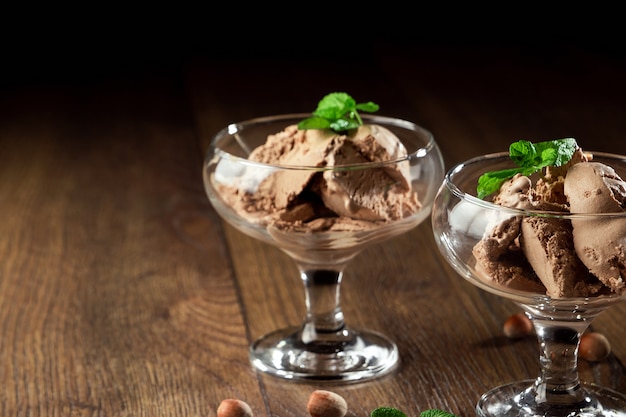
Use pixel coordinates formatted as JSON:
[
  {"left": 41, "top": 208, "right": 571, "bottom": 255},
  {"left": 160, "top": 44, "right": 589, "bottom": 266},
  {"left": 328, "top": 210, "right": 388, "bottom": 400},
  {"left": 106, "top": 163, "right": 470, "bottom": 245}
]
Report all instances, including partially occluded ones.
[
  {"left": 420, "top": 410, "right": 460, "bottom": 417},
  {"left": 371, "top": 407, "right": 407, "bottom": 417},
  {"left": 298, "top": 92, "right": 379, "bottom": 133},
  {"left": 476, "top": 138, "right": 579, "bottom": 199},
  {"left": 371, "top": 407, "right": 459, "bottom": 417}
]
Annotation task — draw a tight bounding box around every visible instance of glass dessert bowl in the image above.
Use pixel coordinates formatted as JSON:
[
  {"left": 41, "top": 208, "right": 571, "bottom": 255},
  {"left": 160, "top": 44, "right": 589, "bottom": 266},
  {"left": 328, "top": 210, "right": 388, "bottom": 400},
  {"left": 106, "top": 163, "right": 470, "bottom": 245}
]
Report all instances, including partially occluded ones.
[
  {"left": 203, "top": 113, "right": 444, "bottom": 382},
  {"left": 432, "top": 150, "right": 626, "bottom": 416}
]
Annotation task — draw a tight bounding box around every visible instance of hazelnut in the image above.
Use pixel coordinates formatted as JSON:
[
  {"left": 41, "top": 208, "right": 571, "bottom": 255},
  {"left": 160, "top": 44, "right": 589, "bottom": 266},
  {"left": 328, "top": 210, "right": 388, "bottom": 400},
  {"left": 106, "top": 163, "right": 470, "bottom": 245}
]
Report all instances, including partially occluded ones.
[
  {"left": 307, "top": 390, "right": 348, "bottom": 417},
  {"left": 503, "top": 313, "right": 533, "bottom": 339},
  {"left": 579, "top": 332, "right": 611, "bottom": 362},
  {"left": 217, "top": 398, "right": 253, "bottom": 417}
]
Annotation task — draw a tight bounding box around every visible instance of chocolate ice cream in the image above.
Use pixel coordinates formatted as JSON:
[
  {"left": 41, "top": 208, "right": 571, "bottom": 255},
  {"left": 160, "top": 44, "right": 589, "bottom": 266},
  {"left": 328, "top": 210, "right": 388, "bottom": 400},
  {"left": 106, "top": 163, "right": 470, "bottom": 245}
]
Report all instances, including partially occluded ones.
[
  {"left": 212, "top": 122, "right": 421, "bottom": 233},
  {"left": 473, "top": 142, "right": 626, "bottom": 298},
  {"left": 565, "top": 162, "right": 626, "bottom": 293}
]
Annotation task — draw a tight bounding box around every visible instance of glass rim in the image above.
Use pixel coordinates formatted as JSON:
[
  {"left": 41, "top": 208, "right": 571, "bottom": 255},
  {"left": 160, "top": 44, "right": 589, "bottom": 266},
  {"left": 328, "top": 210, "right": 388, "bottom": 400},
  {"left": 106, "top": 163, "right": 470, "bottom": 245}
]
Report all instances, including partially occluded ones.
[
  {"left": 209, "top": 113, "right": 438, "bottom": 171},
  {"left": 445, "top": 150, "right": 626, "bottom": 218}
]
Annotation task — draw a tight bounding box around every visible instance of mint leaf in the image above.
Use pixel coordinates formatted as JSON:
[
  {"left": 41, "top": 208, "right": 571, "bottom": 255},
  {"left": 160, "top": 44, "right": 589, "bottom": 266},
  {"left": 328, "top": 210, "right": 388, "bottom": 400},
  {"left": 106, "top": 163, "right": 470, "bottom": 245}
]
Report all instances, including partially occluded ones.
[
  {"left": 313, "top": 92, "right": 356, "bottom": 120},
  {"left": 477, "top": 168, "right": 527, "bottom": 200},
  {"left": 356, "top": 101, "right": 380, "bottom": 112},
  {"left": 298, "top": 92, "right": 380, "bottom": 133},
  {"left": 476, "top": 138, "right": 578, "bottom": 199},
  {"left": 509, "top": 138, "right": 577, "bottom": 171},
  {"left": 371, "top": 407, "right": 459, "bottom": 417},
  {"left": 330, "top": 118, "right": 360, "bottom": 132},
  {"left": 371, "top": 407, "right": 407, "bottom": 417},
  {"left": 297, "top": 116, "right": 331, "bottom": 130},
  {"left": 420, "top": 410, "right": 459, "bottom": 417}
]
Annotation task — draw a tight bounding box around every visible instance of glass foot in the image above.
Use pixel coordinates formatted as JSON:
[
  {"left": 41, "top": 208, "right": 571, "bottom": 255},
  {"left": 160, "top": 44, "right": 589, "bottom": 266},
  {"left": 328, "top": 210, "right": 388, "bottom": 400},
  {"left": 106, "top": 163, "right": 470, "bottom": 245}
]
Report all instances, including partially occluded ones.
[
  {"left": 477, "top": 379, "right": 626, "bottom": 417},
  {"left": 249, "top": 326, "right": 398, "bottom": 382}
]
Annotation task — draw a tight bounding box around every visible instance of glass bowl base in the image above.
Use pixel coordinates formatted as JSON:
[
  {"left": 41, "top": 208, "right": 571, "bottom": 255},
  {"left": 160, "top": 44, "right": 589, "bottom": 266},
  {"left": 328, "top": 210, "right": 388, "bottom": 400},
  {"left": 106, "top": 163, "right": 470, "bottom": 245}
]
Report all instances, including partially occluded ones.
[
  {"left": 477, "top": 379, "right": 626, "bottom": 417},
  {"left": 249, "top": 326, "right": 398, "bottom": 382}
]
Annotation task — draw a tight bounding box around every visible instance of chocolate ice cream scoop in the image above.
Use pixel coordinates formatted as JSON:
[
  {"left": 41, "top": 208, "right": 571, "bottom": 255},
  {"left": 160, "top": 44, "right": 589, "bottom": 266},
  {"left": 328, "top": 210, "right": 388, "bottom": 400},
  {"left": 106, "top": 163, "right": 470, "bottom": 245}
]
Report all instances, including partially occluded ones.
[
  {"left": 492, "top": 174, "right": 534, "bottom": 209},
  {"left": 321, "top": 125, "right": 419, "bottom": 221},
  {"left": 217, "top": 123, "right": 421, "bottom": 230},
  {"left": 566, "top": 162, "right": 626, "bottom": 212},
  {"left": 520, "top": 214, "right": 603, "bottom": 298},
  {"left": 564, "top": 162, "right": 626, "bottom": 293}
]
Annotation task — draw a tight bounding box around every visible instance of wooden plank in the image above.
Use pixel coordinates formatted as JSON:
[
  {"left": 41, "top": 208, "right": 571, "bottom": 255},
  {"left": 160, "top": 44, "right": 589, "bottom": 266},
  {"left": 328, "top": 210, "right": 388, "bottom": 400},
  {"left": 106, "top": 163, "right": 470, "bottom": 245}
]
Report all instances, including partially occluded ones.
[{"left": 0, "top": 81, "right": 260, "bottom": 416}]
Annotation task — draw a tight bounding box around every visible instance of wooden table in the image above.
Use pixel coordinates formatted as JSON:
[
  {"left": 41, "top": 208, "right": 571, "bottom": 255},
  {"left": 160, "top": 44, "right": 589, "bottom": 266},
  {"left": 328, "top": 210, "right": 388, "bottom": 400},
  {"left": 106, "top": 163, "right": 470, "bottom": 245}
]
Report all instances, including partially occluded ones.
[{"left": 1, "top": 38, "right": 625, "bottom": 416}]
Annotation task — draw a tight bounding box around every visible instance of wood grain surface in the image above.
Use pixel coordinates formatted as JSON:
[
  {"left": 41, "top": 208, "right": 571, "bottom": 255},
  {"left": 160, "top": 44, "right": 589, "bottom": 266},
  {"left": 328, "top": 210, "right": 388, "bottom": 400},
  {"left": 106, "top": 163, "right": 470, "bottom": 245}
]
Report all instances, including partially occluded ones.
[{"left": 1, "top": 33, "right": 625, "bottom": 416}]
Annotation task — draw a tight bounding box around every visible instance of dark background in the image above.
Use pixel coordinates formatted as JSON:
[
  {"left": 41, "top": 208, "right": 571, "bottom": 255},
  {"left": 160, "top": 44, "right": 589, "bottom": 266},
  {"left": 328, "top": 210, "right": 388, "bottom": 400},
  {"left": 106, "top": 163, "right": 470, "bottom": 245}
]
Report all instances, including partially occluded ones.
[{"left": 3, "top": 9, "right": 625, "bottom": 90}]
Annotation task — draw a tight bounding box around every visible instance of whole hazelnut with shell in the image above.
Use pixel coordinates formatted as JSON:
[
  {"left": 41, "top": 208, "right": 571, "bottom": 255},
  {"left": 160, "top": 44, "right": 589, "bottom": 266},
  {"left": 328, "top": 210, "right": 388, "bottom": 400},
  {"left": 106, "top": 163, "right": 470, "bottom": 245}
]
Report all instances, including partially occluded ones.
[
  {"left": 503, "top": 313, "right": 533, "bottom": 339},
  {"left": 217, "top": 398, "right": 253, "bottom": 417},
  {"left": 307, "top": 390, "right": 348, "bottom": 417},
  {"left": 579, "top": 332, "right": 611, "bottom": 362}
]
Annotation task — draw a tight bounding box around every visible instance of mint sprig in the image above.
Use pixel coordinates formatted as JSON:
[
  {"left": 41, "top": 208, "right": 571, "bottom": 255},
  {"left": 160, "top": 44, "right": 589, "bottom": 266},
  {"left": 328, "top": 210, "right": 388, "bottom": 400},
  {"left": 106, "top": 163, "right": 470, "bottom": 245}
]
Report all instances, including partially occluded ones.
[
  {"left": 371, "top": 407, "right": 407, "bottom": 417},
  {"left": 420, "top": 410, "right": 459, "bottom": 417},
  {"left": 297, "top": 92, "right": 379, "bottom": 133},
  {"left": 371, "top": 407, "right": 459, "bottom": 417},
  {"left": 476, "top": 138, "right": 578, "bottom": 199}
]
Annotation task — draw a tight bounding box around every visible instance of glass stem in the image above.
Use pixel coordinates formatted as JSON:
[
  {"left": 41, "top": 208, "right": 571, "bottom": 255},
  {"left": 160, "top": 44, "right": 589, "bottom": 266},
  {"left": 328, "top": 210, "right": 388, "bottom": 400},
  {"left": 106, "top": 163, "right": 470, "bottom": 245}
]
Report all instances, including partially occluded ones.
[
  {"left": 298, "top": 266, "right": 353, "bottom": 351},
  {"left": 523, "top": 315, "right": 595, "bottom": 409}
]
